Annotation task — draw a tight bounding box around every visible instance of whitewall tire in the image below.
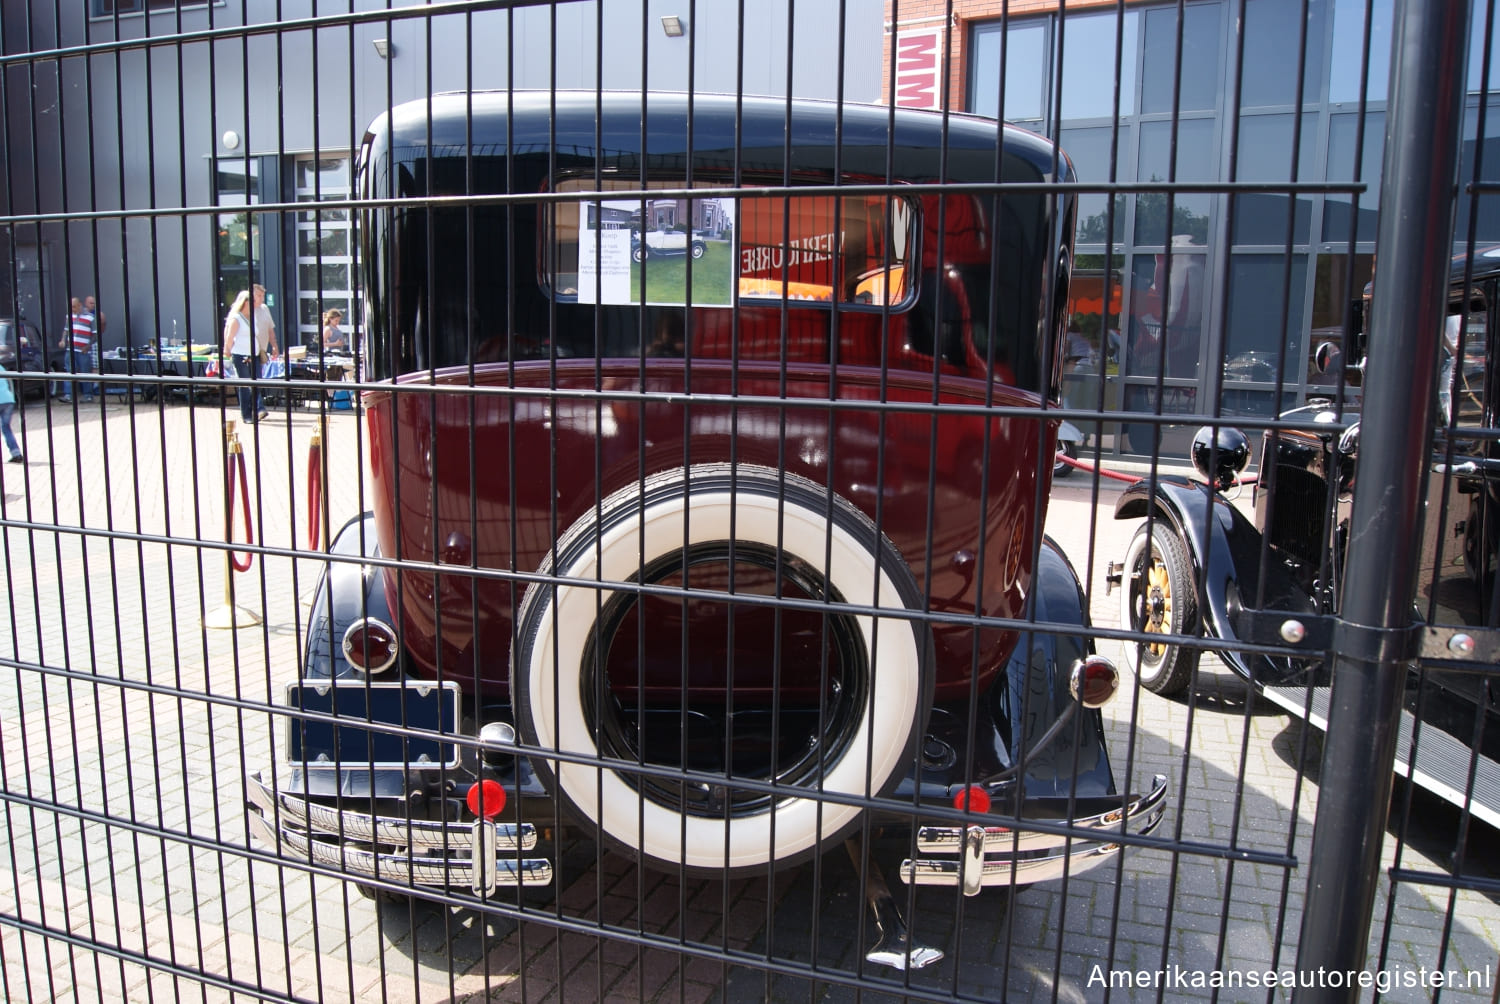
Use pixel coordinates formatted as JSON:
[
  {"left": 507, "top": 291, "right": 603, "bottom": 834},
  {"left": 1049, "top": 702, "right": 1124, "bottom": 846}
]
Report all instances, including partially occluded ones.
[{"left": 511, "top": 464, "right": 932, "bottom": 878}]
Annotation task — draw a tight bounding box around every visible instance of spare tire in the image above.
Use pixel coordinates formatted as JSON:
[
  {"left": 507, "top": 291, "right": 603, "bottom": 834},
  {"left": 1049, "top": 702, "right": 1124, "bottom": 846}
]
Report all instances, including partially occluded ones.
[{"left": 511, "top": 463, "right": 932, "bottom": 878}]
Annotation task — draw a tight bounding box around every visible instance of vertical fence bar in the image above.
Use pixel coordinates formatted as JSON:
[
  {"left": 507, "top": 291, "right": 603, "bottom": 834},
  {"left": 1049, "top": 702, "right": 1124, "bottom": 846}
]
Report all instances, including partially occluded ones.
[{"left": 1294, "top": 0, "right": 1472, "bottom": 995}]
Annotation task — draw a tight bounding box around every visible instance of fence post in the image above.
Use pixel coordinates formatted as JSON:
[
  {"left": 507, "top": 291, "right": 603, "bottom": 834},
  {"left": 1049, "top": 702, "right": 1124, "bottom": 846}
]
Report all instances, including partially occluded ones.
[{"left": 1293, "top": 0, "right": 1471, "bottom": 997}]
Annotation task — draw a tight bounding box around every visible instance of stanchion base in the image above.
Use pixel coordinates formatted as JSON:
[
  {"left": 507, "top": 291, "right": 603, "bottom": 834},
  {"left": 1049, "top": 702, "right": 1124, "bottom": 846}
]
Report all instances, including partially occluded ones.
[{"left": 203, "top": 604, "right": 263, "bottom": 630}]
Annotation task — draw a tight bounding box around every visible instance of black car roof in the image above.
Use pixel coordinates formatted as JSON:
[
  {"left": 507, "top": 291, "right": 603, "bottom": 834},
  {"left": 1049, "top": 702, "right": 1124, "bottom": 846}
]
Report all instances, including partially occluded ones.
[{"left": 372, "top": 90, "right": 1072, "bottom": 188}]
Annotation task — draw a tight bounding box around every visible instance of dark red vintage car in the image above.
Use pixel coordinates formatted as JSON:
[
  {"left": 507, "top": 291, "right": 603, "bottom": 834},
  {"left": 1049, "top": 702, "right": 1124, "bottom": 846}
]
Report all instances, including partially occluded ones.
[{"left": 248, "top": 91, "right": 1166, "bottom": 969}]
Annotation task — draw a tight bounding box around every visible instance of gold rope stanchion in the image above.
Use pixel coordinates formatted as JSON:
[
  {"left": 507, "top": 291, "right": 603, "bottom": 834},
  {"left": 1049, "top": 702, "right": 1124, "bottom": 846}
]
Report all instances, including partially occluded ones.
[{"left": 204, "top": 421, "right": 263, "bottom": 629}]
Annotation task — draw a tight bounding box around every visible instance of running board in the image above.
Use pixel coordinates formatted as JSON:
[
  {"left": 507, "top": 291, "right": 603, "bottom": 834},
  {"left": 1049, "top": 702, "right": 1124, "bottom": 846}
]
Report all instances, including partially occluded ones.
[{"left": 1261, "top": 685, "right": 1500, "bottom": 830}]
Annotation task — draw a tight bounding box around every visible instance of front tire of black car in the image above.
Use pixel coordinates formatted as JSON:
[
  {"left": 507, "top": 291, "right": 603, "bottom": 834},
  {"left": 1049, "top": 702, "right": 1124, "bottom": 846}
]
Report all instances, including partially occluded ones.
[
  {"left": 1120, "top": 522, "right": 1199, "bottom": 696},
  {"left": 511, "top": 463, "right": 932, "bottom": 880}
]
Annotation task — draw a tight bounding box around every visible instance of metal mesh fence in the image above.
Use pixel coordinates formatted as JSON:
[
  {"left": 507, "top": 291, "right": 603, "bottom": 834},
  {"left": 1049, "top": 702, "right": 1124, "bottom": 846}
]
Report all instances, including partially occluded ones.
[{"left": 0, "top": 1, "right": 1497, "bottom": 1001}]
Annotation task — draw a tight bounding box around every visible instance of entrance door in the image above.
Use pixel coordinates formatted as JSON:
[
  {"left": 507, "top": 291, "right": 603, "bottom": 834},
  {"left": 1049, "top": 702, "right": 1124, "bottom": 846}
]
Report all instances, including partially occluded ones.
[{"left": 293, "top": 156, "right": 355, "bottom": 347}]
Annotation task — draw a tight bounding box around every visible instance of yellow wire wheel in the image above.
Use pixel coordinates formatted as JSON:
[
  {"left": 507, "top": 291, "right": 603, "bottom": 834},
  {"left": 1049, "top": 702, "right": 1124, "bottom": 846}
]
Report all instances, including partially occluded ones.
[{"left": 1119, "top": 522, "right": 1199, "bottom": 696}]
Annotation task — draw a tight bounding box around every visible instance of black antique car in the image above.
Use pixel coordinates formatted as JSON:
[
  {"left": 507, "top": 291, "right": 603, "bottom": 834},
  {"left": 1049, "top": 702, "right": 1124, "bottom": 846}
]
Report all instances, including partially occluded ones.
[
  {"left": 245, "top": 91, "right": 1168, "bottom": 969},
  {"left": 1112, "top": 247, "right": 1500, "bottom": 828}
]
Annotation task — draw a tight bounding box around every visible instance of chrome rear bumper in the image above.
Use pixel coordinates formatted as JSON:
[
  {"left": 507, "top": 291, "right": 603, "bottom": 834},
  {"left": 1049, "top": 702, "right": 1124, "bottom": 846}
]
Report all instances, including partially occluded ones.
[
  {"left": 246, "top": 771, "right": 553, "bottom": 895},
  {"left": 900, "top": 773, "right": 1170, "bottom": 893}
]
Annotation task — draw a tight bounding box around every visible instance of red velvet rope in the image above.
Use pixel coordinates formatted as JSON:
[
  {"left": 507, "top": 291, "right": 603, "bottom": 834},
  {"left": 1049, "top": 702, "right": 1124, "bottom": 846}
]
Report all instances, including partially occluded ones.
[
  {"left": 1054, "top": 450, "right": 1257, "bottom": 488},
  {"left": 228, "top": 449, "right": 254, "bottom": 572}
]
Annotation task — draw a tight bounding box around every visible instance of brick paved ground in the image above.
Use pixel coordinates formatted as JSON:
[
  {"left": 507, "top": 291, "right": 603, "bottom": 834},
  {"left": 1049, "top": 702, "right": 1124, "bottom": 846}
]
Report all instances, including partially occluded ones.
[{"left": 0, "top": 395, "right": 1495, "bottom": 1002}]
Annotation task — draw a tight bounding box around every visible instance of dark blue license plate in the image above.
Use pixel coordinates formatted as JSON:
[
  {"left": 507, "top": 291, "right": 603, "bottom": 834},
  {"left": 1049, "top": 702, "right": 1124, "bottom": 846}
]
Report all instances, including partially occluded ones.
[{"left": 284, "top": 680, "right": 461, "bottom": 769}]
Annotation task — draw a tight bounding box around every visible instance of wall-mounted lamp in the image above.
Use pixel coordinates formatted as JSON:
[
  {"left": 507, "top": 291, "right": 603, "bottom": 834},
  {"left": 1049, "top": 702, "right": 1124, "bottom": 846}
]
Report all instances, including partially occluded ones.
[
  {"left": 222, "top": 130, "right": 241, "bottom": 151},
  {"left": 372, "top": 38, "right": 392, "bottom": 59},
  {"left": 660, "top": 15, "right": 685, "bottom": 37}
]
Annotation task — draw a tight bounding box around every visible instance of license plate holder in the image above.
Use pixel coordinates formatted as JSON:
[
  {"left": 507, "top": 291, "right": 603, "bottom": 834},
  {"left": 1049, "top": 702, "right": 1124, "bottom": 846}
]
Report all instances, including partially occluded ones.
[{"left": 284, "top": 680, "right": 462, "bottom": 769}]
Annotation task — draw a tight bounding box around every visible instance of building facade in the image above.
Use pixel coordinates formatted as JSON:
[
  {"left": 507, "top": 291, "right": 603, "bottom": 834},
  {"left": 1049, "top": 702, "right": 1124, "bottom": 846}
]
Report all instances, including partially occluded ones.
[
  {"left": 887, "top": 0, "right": 1500, "bottom": 459},
  {"left": 1, "top": 0, "right": 882, "bottom": 357}
]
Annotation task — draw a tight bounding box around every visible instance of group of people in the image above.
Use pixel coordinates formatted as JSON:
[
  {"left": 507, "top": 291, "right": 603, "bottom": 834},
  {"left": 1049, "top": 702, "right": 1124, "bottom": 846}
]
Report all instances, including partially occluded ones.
[
  {"left": 0, "top": 287, "right": 353, "bottom": 468},
  {"left": 221, "top": 285, "right": 347, "bottom": 425},
  {"left": 0, "top": 293, "right": 105, "bottom": 468},
  {"left": 53, "top": 294, "right": 105, "bottom": 403}
]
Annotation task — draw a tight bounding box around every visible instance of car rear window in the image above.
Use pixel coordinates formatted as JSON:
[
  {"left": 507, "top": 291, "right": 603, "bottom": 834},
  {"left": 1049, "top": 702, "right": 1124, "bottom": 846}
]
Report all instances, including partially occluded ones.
[{"left": 547, "top": 178, "right": 915, "bottom": 310}]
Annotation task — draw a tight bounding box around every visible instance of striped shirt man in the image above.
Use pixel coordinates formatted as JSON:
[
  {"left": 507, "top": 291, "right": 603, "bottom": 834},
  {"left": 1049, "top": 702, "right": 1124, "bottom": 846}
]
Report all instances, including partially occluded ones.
[{"left": 68, "top": 310, "right": 94, "bottom": 350}]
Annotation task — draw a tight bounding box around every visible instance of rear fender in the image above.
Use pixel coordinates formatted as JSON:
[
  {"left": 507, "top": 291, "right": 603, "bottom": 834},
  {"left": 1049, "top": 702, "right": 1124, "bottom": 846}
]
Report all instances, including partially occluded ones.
[
  {"left": 303, "top": 512, "right": 393, "bottom": 681},
  {"left": 998, "top": 536, "right": 1115, "bottom": 798},
  {"left": 1113, "top": 477, "right": 1315, "bottom": 688}
]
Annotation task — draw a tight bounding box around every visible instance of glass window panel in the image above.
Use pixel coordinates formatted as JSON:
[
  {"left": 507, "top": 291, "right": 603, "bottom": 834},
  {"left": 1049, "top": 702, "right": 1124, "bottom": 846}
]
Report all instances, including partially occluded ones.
[
  {"left": 1134, "top": 118, "right": 1215, "bottom": 245},
  {"left": 1061, "top": 126, "right": 1131, "bottom": 245},
  {"left": 1123, "top": 254, "right": 1165, "bottom": 377},
  {"left": 1322, "top": 110, "right": 1384, "bottom": 242},
  {"left": 971, "top": 22, "right": 1047, "bottom": 121},
  {"left": 299, "top": 263, "right": 349, "bottom": 292},
  {"left": 1065, "top": 252, "right": 1126, "bottom": 375},
  {"left": 300, "top": 298, "right": 353, "bottom": 328},
  {"left": 1241, "top": 0, "right": 1328, "bottom": 108},
  {"left": 1141, "top": 3, "right": 1222, "bottom": 114},
  {"left": 1469, "top": 3, "right": 1500, "bottom": 93},
  {"left": 298, "top": 228, "right": 350, "bottom": 258},
  {"left": 1225, "top": 253, "right": 1309, "bottom": 384},
  {"left": 1059, "top": 11, "right": 1139, "bottom": 121},
  {"left": 1232, "top": 113, "right": 1317, "bottom": 244},
  {"left": 214, "top": 160, "right": 257, "bottom": 197},
  {"left": 218, "top": 212, "right": 260, "bottom": 267},
  {"left": 1329, "top": 0, "right": 1391, "bottom": 102},
  {"left": 1238, "top": 113, "right": 1318, "bottom": 181},
  {"left": 299, "top": 207, "right": 350, "bottom": 224},
  {"left": 1121, "top": 247, "right": 1209, "bottom": 382},
  {"left": 1454, "top": 107, "right": 1500, "bottom": 244},
  {"left": 296, "top": 157, "right": 350, "bottom": 191},
  {"left": 1233, "top": 194, "right": 1312, "bottom": 247}
]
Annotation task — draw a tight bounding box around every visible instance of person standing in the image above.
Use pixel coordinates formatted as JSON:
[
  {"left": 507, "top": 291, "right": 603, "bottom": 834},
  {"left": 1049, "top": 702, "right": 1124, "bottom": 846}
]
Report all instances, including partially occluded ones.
[
  {"left": 320, "top": 308, "right": 346, "bottom": 350},
  {"left": 0, "top": 362, "right": 23, "bottom": 463},
  {"left": 223, "top": 286, "right": 277, "bottom": 424},
  {"left": 251, "top": 285, "right": 278, "bottom": 419},
  {"left": 84, "top": 294, "right": 105, "bottom": 338},
  {"left": 55, "top": 297, "right": 96, "bottom": 402}
]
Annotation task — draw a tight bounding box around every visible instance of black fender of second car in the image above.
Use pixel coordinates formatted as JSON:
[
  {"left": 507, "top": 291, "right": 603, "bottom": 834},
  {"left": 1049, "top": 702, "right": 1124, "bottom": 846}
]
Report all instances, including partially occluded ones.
[
  {"left": 996, "top": 535, "right": 1116, "bottom": 798},
  {"left": 1113, "top": 476, "right": 1316, "bottom": 689},
  {"left": 304, "top": 512, "right": 394, "bottom": 682},
  {"left": 892, "top": 534, "right": 1169, "bottom": 892},
  {"left": 277, "top": 512, "right": 418, "bottom": 802}
]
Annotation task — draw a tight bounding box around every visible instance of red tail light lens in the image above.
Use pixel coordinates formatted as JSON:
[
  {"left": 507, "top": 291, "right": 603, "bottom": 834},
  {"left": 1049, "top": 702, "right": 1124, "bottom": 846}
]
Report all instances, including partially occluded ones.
[
  {"left": 1070, "top": 655, "right": 1120, "bottom": 709},
  {"left": 466, "top": 779, "right": 506, "bottom": 819},
  {"left": 954, "top": 785, "right": 992, "bottom": 814},
  {"left": 341, "top": 618, "right": 399, "bottom": 675}
]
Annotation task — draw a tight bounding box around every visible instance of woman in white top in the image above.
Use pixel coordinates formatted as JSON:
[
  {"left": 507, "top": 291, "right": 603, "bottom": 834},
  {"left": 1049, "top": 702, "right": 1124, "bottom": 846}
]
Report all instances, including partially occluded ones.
[{"left": 223, "top": 288, "right": 275, "bottom": 423}]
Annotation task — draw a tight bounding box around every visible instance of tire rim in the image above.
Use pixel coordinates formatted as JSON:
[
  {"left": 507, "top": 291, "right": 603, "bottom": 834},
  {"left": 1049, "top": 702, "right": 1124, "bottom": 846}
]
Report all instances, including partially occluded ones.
[
  {"left": 580, "top": 541, "right": 868, "bottom": 819},
  {"left": 1141, "top": 551, "right": 1171, "bottom": 658}
]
